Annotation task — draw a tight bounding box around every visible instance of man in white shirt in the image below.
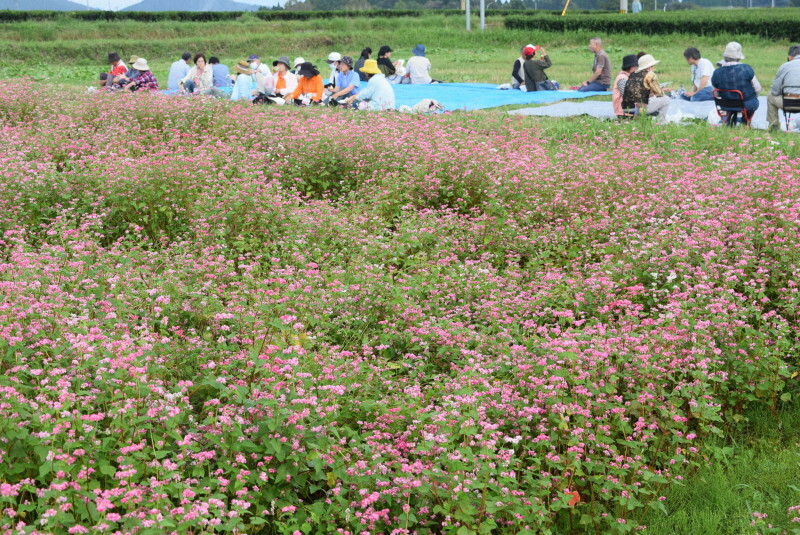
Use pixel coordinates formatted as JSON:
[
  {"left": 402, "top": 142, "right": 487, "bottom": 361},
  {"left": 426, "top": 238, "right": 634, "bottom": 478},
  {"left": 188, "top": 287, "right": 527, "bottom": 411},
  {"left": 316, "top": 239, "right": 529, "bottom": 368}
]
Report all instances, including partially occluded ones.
[
  {"left": 406, "top": 44, "right": 434, "bottom": 84},
  {"left": 247, "top": 54, "right": 274, "bottom": 97},
  {"left": 767, "top": 45, "right": 800, "bottom": 132},
  {"left": 681, "top": 47, "right": 714, "bottom": 101}
]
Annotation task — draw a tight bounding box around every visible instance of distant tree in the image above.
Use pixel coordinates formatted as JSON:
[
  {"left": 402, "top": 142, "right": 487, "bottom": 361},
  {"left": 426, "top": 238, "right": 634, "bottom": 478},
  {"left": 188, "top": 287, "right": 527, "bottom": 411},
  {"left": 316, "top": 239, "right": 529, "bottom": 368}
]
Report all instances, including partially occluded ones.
[
  {"left": 509, "top": 0, "right": 526, "bottom": 8},
  {"left": 284, "top": 0, "right": 315, "bottom": 10},
  {"left": 345, "top": 0, "right": 373, "bottom": 8}
]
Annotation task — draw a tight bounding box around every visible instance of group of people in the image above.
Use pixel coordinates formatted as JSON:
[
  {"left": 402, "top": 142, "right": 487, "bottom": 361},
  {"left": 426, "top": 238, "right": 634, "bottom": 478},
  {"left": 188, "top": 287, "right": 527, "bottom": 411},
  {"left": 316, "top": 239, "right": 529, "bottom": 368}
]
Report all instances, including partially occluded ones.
[
  {"left": 561, "top": 37, "right": 798, "bottom": 130},
  {"left": 98, "top": 44, "right": 440, "bottom": 111}
]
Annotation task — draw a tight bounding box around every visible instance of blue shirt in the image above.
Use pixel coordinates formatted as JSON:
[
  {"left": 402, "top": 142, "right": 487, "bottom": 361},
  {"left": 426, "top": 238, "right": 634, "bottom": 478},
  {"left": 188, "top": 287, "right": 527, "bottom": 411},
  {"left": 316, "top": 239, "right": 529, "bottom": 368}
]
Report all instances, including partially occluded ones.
[
  {"left": 711, "top": 63, "right": 758, "bottom": 107},
  {"left": 168, "top": 60, "right": 190, "bottom": 91},
  {"left": 336, "top": 70, "right": 360, "bottom": 96},
  {"left": 357, "top": 73, "right": 395, "bottom": 110},
  {"left": 211, "top": 63, "right": 232, "bottom": 88}
]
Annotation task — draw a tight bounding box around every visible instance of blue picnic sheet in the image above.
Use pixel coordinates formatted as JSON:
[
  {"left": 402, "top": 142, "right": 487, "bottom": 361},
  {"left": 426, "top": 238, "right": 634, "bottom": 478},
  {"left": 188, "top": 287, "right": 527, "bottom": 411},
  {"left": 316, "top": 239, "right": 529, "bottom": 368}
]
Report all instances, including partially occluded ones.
[
  {"left": 162, "top": 83, "right": 608, "bottom": 111},
  {"left": 389, "top": 82, "right": 609, "bottom": 111}
]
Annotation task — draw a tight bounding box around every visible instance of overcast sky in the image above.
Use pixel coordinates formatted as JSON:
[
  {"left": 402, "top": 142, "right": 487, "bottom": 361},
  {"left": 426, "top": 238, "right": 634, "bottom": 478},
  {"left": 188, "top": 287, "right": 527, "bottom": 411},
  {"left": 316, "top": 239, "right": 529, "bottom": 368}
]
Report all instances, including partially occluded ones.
[{"left": 79, "top": 0, "right": 280, "bottom": 9}]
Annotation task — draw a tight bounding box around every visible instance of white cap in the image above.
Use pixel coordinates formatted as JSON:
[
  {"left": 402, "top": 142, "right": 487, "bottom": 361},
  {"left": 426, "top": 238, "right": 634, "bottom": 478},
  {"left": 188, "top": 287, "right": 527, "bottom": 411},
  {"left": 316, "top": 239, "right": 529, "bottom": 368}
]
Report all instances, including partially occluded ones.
[
  {"left": 293, "top": 57, "right": 305, "bottom": 68},
  {"left": 326, "top": 52, "right": 342, "bottom": 63}
]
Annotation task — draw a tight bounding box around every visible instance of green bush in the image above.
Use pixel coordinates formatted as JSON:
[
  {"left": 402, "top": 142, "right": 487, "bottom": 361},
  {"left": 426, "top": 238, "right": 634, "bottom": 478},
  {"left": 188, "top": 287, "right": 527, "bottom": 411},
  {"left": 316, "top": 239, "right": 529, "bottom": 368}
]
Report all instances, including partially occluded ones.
[{"left": 505, "top": 8, "right": 800, "bottom": 40}]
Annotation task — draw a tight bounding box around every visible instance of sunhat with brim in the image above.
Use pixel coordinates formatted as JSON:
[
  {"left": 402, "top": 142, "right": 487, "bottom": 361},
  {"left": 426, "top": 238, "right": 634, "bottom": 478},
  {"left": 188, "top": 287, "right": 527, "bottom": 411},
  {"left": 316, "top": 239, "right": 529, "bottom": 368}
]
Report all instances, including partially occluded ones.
[
  {"left": 360, "top": 59, "right": 381, "bottom": 75},
  {"left": 339, "top": 56, "right": 353, "bottom": 68},
  {"left": 273, "top": 56, "right": 291, "bottom": 68},
  {"left": 637, "top": 54, "right": 659, "bottom": 71},
  {"left": 326, "top": 52, "right": 342, "bottom": 64},
  {"left": 412, "top": 44, "right": 426, "bottom": 57},
  {"left": 722, "top": 41, "right": 744, "bottom": 61},
  {"left": 297, "top": 62, "right": 320, "bottom": 77},
  {"left": 132, "top": 58, "right": 150, "bottom": 71},
  {"left": 129, "top": 55, "right": 139, "bottom": 65},
  {"left": 234, "top": 60, "right": 251, "bottom": 75},
  {"left": 293, "top": 57, "right": 305, "bottom": 69},
  {"left": 621, "top": 54, "right": 638, "bottom": 70}
]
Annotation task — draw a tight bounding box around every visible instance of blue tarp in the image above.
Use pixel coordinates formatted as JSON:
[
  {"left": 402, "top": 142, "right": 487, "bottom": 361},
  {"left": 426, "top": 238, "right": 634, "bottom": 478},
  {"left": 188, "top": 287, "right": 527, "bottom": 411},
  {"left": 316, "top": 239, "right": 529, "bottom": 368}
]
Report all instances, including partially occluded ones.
[
  {"left": 161, "top": 83, "right": 610, "bottom": 112},
  {"left": 389, "top": 82, "right": 610, "bottom": 111}
]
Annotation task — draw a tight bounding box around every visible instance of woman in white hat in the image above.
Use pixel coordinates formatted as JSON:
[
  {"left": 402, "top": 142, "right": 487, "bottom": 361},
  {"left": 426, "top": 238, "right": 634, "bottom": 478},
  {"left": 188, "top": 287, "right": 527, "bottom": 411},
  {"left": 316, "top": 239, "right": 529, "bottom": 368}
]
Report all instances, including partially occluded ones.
[
  {"left": 123, "top": 58, "right": 159, "bottom": 91},
  {"left": 622, "top": 54, "right": 670, "bottom": 122},
  {"left": 710, "top": 42, "right": 762, "bottom": 125}
]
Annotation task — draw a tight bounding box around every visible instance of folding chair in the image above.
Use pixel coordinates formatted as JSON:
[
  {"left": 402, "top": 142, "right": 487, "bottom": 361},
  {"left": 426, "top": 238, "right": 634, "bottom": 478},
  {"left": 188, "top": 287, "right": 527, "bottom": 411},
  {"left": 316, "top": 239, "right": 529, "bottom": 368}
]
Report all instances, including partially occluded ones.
[
  {"left": 713, "top": 89, "right": 751, "bottom": 127},
  {"left": 782, "top": 91, "right": 800, "bottom": 131}
]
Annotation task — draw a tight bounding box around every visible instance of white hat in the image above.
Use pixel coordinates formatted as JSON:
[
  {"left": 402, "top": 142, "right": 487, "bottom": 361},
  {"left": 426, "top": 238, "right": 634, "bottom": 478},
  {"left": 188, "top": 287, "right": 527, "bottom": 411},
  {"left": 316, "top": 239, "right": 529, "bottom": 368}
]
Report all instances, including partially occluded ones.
[
  {"left": 637, "top": 54, "right": 659, "bottom": 71},
  {"left": 132, "top": 58, "right": 150, "bottom": 71},
  {"left": 326, "top": 52, "right": 342, "bottom": 64},
  {"left": 293, "top": 57, "right": 305, "bottom": 68},
  {"left": 722, "top": 41, "right": 744, "bottom": 61}
]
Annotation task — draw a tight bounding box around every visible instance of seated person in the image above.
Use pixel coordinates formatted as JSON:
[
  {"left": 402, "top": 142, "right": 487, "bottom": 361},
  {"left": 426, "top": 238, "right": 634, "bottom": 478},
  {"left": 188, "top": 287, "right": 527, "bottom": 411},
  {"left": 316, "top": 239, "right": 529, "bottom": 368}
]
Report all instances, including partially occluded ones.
[
  {"left": 247, "top": 54, "right": 275, "bottom": 97},
  {"left": 327, "top": 56, "right": 360, "bottom": 104},
  {"left": 522, "top": 45, "right": 552, "bottom": 92},
  {"left": 272, "top": 56, "right": 298, "bottom": 101},
  {"left": 344, "top": 59, "right": 395, "bottom": 111},
  {"left": 179, "top": 54, "right": 213, "bottom": 95},
  {"left": 613, "top": 54, "right": 638, "bottom": 117},
  {"left": 99, "top": 51, "right": 127, "bottom": 88},
  {"left": 766, "top": 45, "right": 800, "bottom": 132},
  {"left": 711, "top": 42, "right": 761, "bottom": 125},
  {"left": 377, "top": 45, "right": 404, "bottom": 84},
  {"left": 168, "top": 52, "right": 191, "bottom": 91},
  {"left": 230, "top": 60, "right": 255, "bottom": 101},
  {"left": 209, "top": 57, "right": 232, "bottom": 88},
  {"left": 681, "top": 47, "right": 714, "bottom": 101},
  {"left": 326, "top": 52, "right": 342, "bottom": 86},
  {"left": 621, "top": 54, "right": 669, "bottom": 122},
  {"left": 290, "top": 62, "right": 324, "bottom": 105},
  {"left": 123, "top": 58, "right": 158, "bottom": 91},
  {"left": 354, "top": 48, "right": 372, "bottom": 82},
  {"left": 511, "top": 45, "right": 531, "bottom": 90},
  {"left": 407, "top": 44, "right": 433, "bottom": 84},
  {"left": 578, "top": 38, "right": 611, "bottom": 92}
]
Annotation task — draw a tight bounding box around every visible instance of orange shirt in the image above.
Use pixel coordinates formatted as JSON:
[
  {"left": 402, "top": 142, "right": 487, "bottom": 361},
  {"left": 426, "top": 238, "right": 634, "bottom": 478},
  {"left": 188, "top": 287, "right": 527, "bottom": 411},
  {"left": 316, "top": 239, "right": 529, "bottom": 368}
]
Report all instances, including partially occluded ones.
[{"left": 290, "top": 75, "right": 324, "bottom": 102}]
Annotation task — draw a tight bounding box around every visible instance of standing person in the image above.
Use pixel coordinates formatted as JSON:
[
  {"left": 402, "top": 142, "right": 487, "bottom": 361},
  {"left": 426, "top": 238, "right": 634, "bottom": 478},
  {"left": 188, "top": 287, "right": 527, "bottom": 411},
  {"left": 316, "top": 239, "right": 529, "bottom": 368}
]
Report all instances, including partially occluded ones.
[
  {"left": 711, "top": 42, "right": 761, "bottom": 125},
  {"left": 632, "top": 0, "right": 642, "bottom": 12},
  {"left": 123, "top": 58, "right": 158, "bottom": 91},
  {"left": 99, "top": 51, "right": 127, "bottom": 88},
  {"left": 327, "top": 56, "right": 360, "bottom": 103},
  {"left": 179, "top": 54, "right": 213, "bottom": 95},
  {"left": 578, "top": 37, "right": 611, "bottom": 92},
  {"left": 208, "top": 57, "right": 232, "bottom": 88},
  {"left": 407, "top": 44, "right": 433, "bottom": 84},
  {"left": 766, "top": 45, "right": 800, "bottom": 132},
  {"left": 613, "top": 54, "right": 638, "bottom": 117},
  {"left": 681, "top": 47, "right": 714, "bottom": 101},
  {"left": 354, "top": 47, "right": 372, "bottom": 82},
  {"left": 326, "top": 52, "right": 342, "bottom": 86},
  {"left": 290, "top": 62, "right": 325, "bottom": 105},
  {"left": 272, "top": 56, "right": 298, "bottom": 101},
  {"left": 345, "top": 59, "right": 395, "bottom": 111},
  {"left": 522, "top": 45, "right": 552, "bottom": 91},
  {"left": 168, "top": 52, "right": 191, "bottom": 91}
]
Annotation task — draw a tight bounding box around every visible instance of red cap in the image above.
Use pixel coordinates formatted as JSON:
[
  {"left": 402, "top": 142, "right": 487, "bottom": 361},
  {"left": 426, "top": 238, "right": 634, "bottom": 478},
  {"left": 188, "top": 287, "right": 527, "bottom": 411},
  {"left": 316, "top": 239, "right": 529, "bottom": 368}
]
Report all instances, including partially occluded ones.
[{"left": 523, "top": 46, "right": 539, "bottom": 56}]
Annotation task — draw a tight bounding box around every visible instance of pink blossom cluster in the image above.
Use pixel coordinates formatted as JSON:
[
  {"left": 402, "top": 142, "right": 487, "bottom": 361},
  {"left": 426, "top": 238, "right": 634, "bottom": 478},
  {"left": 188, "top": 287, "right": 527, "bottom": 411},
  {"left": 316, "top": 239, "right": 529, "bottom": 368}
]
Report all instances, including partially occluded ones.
[{"left": 0, "top": 82, "right": 797, "bottom": 534}]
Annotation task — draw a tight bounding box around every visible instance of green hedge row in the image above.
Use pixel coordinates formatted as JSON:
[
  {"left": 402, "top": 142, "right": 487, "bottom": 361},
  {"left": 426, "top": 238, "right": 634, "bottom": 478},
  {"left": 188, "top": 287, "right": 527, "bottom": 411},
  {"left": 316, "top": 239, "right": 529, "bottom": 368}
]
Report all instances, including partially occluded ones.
[
  {"left": 0, "top": 8, "right": 613, "bottom": 22},
  {"left": 505, "top": 8, "right": 800, "bottom": 40}
]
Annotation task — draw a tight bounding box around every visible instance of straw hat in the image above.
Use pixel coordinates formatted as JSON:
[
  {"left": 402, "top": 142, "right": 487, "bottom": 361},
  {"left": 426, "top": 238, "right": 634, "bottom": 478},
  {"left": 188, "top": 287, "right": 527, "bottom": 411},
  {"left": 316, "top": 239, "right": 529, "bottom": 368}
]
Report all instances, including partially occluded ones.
[
  {"left": 234, "top": 60, "right": 250, "bottom": 75},
  {"left": 132, "top": 58, "right": 150, "bottom": 71},
  {"left": 128, "top": 55, "right": 139, "bottom": 64},
  {"left": 637, "top": 54, "right": 659, "bottom": 71},
  {"left": 360, "top": 59, "right": 381, "bottom": 75}
]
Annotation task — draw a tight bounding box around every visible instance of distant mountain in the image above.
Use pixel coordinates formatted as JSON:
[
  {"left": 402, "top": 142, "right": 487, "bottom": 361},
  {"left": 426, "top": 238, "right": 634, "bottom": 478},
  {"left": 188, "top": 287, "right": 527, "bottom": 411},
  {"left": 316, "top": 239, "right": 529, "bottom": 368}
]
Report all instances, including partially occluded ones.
[
  {"left": 122, "top": 0, "right": 257, "bottom": 9},
  {"left": 5, "top": 0, "right": 95, "bottom": 9}
]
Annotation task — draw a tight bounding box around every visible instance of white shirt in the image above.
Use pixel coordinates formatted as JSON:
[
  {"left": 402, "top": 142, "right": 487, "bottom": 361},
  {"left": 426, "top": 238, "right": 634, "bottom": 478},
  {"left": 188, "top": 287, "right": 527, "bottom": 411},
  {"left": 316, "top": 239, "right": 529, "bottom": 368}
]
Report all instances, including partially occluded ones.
[
  {"left": 691, "top": 58, "right": 715, "bottom": 90},
  {"left": 407, "top": 56, "right": 432, "bottom": 84}
]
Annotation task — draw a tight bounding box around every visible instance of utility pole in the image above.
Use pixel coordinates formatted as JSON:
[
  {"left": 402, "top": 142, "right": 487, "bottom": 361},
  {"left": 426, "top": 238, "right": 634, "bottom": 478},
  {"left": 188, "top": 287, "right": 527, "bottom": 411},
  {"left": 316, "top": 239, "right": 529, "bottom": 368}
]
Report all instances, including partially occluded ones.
[
  {"left": 479, "top": 0, "right": 485, "bottom": 30},
  {"left": 466, "top": 0, "right": 471, "bottom": 31}
]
